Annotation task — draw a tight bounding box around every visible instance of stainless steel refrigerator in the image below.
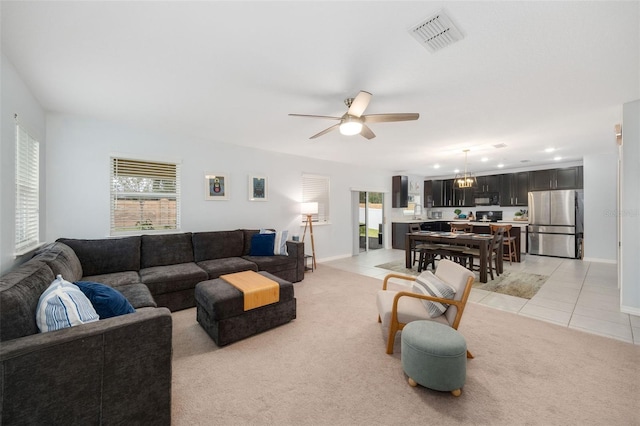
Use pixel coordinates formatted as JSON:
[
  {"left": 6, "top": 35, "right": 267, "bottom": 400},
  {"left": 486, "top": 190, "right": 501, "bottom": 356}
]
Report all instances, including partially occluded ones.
[{"left": 528, "top": 190, "right": 584, "bottom": 258}]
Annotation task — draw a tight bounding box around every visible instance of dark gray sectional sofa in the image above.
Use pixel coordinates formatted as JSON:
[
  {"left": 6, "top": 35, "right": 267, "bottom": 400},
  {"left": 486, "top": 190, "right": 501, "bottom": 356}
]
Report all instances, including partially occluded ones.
[{"left": 0, "top": 228, "right": 304, "bottom": 425}]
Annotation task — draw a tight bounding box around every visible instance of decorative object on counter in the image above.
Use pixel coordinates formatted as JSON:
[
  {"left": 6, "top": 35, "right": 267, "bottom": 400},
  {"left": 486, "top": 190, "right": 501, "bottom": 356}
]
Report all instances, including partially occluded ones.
[
  {"left": 514, "top": 209, "right": 528, "bottom": 220},
  {"left": 301, "top": 202, "right": 318, "bottom": 270},
  {"left": 468, "top": 212, "right": 474, "bottom": 221},
  {"left": 454, "top": 149, "right": 477, "bottom": 189},
  {"left": 454, "top": 209, "right": 462, "bottom": 218}
]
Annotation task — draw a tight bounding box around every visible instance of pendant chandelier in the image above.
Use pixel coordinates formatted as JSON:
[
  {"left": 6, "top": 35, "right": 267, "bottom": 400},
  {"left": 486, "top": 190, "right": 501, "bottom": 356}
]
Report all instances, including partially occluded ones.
[{"left": 454, "top": 149, "right": 477, "bottom": 189}]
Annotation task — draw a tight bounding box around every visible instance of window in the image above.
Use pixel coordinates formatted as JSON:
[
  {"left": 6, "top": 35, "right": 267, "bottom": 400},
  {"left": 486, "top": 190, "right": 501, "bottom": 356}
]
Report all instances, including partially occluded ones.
[
  {"left": 302, "top": 173, "right": 330, "bottom": 224},
  {"left": 15, "top": 121, "right": 40, "bottom": 254},
  {"left": 110, "top": 157, "right": 180, "bottom": 234}
]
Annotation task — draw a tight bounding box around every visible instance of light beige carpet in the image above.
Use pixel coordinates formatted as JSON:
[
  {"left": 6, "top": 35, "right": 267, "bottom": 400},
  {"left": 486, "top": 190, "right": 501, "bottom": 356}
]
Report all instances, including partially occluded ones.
[
  {"left": 375, "top": 260, "right": 547, "bottom": 299},
  {"left": 171, "top": 266, "right": 639, "bottom": 425}
]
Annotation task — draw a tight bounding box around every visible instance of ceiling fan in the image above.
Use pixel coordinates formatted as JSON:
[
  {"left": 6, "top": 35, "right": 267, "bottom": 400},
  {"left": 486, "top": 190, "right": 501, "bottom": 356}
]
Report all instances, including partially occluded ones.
[{"left": 289, "top": 91, "right": 419, "bottom": 140}]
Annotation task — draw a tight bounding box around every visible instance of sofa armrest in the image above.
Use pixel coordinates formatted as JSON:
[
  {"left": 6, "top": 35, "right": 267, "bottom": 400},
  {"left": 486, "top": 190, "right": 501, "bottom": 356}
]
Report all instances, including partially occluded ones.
[
  {"left": 286, "top": 240, "right": 305, "bottom": 282},
  {"left": 0, "top": 307, "right": 172, "bottom": 425}
]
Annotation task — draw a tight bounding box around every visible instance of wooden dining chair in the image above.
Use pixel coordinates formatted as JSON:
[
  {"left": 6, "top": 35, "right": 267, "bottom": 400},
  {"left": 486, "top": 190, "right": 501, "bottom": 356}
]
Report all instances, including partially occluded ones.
[
  {"left": 489, "top": 224, "right": 518, "bottom": 264},
  {"left": 449, "top": 222, "right": 473, "bottom": 233},
  {"left": 463, "top": 227, "right": 504, "bottom": 280}
]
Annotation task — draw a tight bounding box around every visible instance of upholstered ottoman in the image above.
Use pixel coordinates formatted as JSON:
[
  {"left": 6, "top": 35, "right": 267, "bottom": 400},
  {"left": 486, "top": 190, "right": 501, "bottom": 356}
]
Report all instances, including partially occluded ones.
[
  {"left": 195, "top": 271, "right": 296, "bottom": 346},
  {"left": 401, "top": 320, "right": 467, "bottom": 396}
]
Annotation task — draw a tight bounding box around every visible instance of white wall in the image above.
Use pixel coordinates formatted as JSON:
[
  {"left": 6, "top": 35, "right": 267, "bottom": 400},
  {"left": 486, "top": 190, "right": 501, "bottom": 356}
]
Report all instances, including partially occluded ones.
[
  {"left": 0, "top": 54, "right": 46, "bottom": 274},
  {"left": 620, "top": 99, "right": 640, "bottom": 314},
  {"left": 583, "top": 150, "right": 618, "bottom": 263},
  {"left": 44, "top": 114, "right": 390, "bottom": 263}
]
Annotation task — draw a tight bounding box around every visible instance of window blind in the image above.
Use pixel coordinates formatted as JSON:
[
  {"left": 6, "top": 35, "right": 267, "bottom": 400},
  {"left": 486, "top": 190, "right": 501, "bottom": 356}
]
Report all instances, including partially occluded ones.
[
  {"left": 15, "top": 122, "right": 40, "bottom": 253},
  {"left": 110, "top": 157, "right": 180, "bottom": 234},
  {"left": 302, "top": 173, "right": 330, "bottom": 223}
]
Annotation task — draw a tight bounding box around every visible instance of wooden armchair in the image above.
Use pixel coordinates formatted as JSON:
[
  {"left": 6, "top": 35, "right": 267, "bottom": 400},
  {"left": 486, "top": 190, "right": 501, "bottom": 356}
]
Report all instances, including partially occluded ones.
[{"left": 376, "top": 259, "right": 475, "bottom": 356}]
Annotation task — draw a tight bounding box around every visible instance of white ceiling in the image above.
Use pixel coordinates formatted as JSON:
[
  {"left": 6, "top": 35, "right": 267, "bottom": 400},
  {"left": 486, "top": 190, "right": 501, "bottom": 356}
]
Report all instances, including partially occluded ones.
[{"left": 2, "top": 1, "right": 639, "bottom": 178}]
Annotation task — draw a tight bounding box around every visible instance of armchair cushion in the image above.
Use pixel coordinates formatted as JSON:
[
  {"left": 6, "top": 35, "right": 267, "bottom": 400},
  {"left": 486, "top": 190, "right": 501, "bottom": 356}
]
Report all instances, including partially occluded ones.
[{"left": 413, "top": 271, "right": 456, "bottom": 318}]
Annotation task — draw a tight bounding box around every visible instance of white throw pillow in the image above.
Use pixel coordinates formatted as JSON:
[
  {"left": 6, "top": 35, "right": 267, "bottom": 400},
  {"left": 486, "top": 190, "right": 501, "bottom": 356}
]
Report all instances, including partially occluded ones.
[
  {"left": 36, "top": 274, "right": 99, "bottom": 332},
  {"left": 260, "top": 229, "right": 289, "bottom": 255},
  {"left": 412, "top": 271, "right": 457, "bottom": 318}
]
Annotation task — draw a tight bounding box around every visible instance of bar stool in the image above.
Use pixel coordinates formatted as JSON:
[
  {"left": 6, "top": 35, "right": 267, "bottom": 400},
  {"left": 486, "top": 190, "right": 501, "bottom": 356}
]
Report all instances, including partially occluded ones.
[{"left": 489, "top": 224, "right": 517, "bottom": 264}]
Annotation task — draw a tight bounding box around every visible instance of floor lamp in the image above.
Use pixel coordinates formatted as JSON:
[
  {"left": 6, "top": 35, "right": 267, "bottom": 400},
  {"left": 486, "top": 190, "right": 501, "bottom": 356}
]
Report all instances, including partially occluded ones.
[{"left": 301, "top": 202, "right": 318, "bottom": 270}]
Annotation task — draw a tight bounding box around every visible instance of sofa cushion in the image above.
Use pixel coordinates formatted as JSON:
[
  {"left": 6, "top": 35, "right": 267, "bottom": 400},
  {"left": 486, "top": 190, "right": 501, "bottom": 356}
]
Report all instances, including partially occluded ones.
[
  {"left": 250, "top": 233, "right": 275, "bottom": 256},
  {"left": 36, "top": 275, "right": 100, "bottom": 332},
  {"left": 33, "top": 242, "right": 83, "bottom": 281},
  {"left": 140, "top": 263, "right": 208, "bottom": 295},
  {"left": 192, "top": 230, "right": 245, "bottom": 262},
  {"left": 242, "top": 229, "right": 261, "bottom": 255},
  {"left": 75, "top": 281, "right": 136, "bottom": 319},
  {"left": 0, "top": 260, "right": 55, "bottom": 341},
  {"left": 196, "top": 257, "right": 258, "bottom": 279},
  {"left": 140, "top": 233, "right": 194, "bottom": 268},
  {"left": 111, "top": 283, "right": 157, "bottom": 309},
  {"left": 57, "top": 236, "right": 141, "bottom": 276},
  {"left": 81, "top": 271, "right": 141, "bottom": 288}
]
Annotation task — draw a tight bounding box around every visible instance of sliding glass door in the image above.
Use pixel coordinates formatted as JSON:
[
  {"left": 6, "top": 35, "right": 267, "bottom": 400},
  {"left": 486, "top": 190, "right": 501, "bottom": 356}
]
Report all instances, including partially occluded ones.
[{"left": 358, "top": 191, "right": 384, "bottom": 252}]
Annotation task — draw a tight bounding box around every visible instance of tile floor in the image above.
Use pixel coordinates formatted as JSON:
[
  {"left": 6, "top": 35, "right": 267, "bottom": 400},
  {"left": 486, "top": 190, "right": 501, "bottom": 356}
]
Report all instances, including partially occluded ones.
[{"left": 322, "top": 248, "right": 639, "bottom": 345}]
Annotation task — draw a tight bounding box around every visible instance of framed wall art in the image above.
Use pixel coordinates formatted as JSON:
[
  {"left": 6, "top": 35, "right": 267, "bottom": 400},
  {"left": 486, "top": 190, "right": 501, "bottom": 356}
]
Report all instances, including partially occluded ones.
[
  {"left": 248, "top": 175, "right": 268, "bottom": 201},
  {"left": 204, "top": 173, "right": 229, "bottom": 200}
]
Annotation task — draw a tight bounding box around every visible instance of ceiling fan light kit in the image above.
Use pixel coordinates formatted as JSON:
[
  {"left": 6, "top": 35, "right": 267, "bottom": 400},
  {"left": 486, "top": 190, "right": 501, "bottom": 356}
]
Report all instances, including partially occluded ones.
[
  {"left": 289, "top": 90, "right": 419, "bottom": 140},
  {"left": 339, "top": 116, "right": 363, "bottom": 135}
]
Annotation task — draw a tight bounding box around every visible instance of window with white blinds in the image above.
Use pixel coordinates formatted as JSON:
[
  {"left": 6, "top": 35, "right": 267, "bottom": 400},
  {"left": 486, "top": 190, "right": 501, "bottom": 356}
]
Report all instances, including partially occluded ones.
[
  {"left": 110, "top": 157, "right": 180, "bottom": 234},
  {"left": 15, "top": 122, "right": 40, "bottom": 254},
  {"left": 302, "top": 173, "right": 330, "bottom": 224}
]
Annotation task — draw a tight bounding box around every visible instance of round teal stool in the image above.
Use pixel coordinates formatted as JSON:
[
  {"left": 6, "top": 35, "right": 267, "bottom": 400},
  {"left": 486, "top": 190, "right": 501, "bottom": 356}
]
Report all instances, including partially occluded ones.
[{"left": 401, "top": 320, "right": 467, "bottom": 396}]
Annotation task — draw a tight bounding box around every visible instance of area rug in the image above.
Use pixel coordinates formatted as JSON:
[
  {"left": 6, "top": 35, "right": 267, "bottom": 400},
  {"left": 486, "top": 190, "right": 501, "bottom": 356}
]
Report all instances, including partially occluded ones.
[{"left": 375, "top": 260, "right": 548, "bottom": 299}]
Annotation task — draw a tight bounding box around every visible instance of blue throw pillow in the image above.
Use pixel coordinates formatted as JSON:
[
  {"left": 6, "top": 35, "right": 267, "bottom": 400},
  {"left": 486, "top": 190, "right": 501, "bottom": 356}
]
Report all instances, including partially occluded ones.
[
  {"left": 250, "top": 233, "right": 275, "bottom": 256},
  {"left": 75, "top": 281, "right": 136, "bottom": 319},
  {"left": 260, "top": 229, "right": 289, "bottom": 255}
]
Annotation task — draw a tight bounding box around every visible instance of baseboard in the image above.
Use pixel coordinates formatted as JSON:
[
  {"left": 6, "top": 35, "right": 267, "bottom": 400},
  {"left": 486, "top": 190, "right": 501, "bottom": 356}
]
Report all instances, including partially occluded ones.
[
  {"left": 620, "top": 304, "right": 640, "bottom": 317},
  {"left": 582, "top": 257, "right": 617, "bottom": 264}
]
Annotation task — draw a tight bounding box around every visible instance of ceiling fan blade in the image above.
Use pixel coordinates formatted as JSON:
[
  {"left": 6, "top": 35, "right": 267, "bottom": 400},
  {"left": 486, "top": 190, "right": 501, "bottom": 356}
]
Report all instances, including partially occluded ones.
[
  {"left": 363, "top": 113, "right": 419, "bottom": 123},
  {"left": 347, "top": 91, "right": 372, "bottom": 118},
  {"left": 310, "top": 123, "right": 340, "bottom": 139},
  {"left": 360, "top": 124, "right": 376, "bottom": 140},
  {"left": 289, "top": 114, "right": 341, "bottom": 120}
]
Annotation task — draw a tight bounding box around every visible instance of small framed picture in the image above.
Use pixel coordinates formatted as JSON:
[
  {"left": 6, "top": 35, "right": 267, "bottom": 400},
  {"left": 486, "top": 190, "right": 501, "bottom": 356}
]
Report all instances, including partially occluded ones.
[
  {"left": 205, "top": 173, "right": 229, "bottom": 200},
  {"left": 249, "top": 175, "right": 268, "bottom": 201}
]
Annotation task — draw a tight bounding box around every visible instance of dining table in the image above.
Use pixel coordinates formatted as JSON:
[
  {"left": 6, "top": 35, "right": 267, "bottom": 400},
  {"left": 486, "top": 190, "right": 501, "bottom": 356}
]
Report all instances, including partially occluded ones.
[{"left": 405, "top": 231, "right": 503, "bottom": 283}]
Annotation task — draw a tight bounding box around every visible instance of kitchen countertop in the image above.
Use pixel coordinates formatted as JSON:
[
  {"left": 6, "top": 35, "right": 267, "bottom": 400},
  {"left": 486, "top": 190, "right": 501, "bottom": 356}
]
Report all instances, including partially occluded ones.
[{"left": 392, "top": 219, "right": 529, "bottom": 226}]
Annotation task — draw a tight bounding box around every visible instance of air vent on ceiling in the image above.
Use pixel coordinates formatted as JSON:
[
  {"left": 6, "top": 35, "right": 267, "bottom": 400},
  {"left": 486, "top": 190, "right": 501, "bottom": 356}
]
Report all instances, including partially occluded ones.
[
  {"left": 493, "top": 143, "right": 508, "bottom": 149},
  {"left": 409, "top": 11, "right": 464, "bottom": 53}
]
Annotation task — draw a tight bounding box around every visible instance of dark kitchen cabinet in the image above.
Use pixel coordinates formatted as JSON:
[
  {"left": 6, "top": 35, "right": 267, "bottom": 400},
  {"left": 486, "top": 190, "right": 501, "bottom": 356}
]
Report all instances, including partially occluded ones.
[
  {"left": 392, "top": 175, "right": 408, "bottom": 208},
  {"left": 529, "top": 166, "right": 583, "bottom": 190},
  {"left": 423, "top": 180, "right": 434, "bottom": 208},
  {"left": 500, "top": 172, "right": 529, "bottom": 206},
  {"left": 432, "top": 180, "right": 445, "bottom": 207},
  {"left": 452, "top": 184, "right": 474, "bottom": 207},
  {"left": 476, "top": 175, "right": 500, "bottom": 192}
]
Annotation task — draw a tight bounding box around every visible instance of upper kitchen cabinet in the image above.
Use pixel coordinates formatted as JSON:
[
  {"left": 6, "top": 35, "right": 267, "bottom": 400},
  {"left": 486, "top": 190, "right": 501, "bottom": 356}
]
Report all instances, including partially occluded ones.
[
  {"left": 529, "top": 166, "right": 583, "bottom": 191},
  {"left": 476, "top": 175, "right": 500, "bottom": 192},
  {"left": 452, "top": 183, "right": 474, "bottom": 207},
  {"left": 423, "top": 180, "right": 434, "bottom": 208},
  {"left": 500, "top": 172, "right": 529, "bottom": 206},
  {"left": 392, "top": 175, "right": 408, "bottom": 208}
]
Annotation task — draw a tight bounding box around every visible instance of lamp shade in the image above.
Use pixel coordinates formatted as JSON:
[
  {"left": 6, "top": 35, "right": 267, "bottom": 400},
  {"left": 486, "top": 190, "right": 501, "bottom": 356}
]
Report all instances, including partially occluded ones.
[{"left": 301, "top": 202, "right": 318, "bottom": 215}]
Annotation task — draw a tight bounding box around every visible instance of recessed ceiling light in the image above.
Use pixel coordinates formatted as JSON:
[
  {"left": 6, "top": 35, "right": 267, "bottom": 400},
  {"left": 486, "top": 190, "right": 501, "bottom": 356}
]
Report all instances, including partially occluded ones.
[
  {"left": 554, "top": 156, "right": 562, "bottom": 161},
  {"left": 454, "top": 168, "right": 460, "bottom": 173},
  {"left": 434, "top": 164, "right": 440, "bottom": 169},
  {"left": 481, "top": 157, "right": 488, "bottom": 162},
  {"left": 545, "top": 148, "right": 555, "bottom": 153},
  {"left": 497, "top": 163, "right": 504, "bottom": 168}
]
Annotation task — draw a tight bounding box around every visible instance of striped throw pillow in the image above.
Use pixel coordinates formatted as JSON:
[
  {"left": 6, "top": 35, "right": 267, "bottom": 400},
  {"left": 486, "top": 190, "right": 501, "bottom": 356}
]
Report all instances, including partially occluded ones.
[
  {"left": 412, "top": 271, "right": 457, "bottom": 318},
  {"left": 36, "top": 275, "right": 99, "bottom": 332}
]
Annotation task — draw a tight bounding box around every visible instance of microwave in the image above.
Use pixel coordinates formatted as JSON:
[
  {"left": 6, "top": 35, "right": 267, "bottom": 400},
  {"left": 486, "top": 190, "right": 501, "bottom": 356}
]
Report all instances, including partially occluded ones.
[{"left": 473, "top": 192, "right": 500, "bottom": 206}]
